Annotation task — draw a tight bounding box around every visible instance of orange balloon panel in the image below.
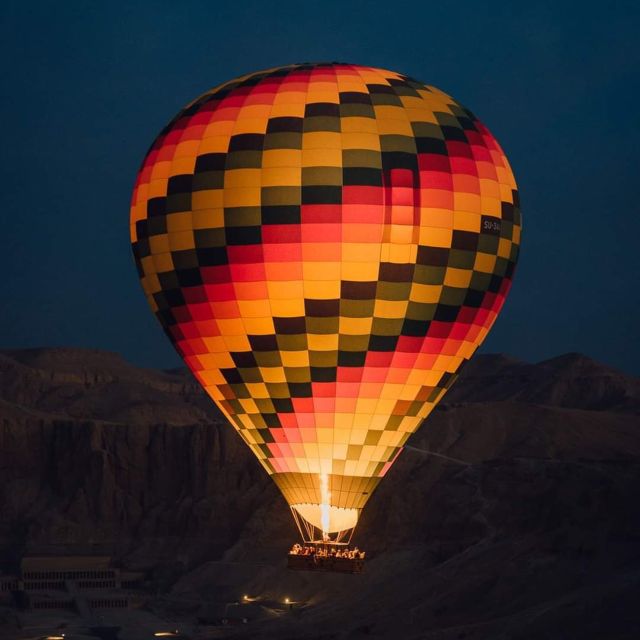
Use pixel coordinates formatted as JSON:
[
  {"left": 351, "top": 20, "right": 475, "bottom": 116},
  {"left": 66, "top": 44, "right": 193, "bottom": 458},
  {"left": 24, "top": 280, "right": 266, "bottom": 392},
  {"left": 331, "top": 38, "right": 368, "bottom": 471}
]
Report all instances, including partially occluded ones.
[{"left": 130, "top": 63, "right": 521, "bottom": 532}]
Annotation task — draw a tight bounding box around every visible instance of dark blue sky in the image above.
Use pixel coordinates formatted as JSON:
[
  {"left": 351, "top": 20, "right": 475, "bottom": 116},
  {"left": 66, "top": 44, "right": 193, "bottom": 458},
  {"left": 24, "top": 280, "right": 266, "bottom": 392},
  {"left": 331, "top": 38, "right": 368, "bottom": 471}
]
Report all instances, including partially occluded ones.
[{"left": 1, "top": 1, "right": 639, "bottom": 373}]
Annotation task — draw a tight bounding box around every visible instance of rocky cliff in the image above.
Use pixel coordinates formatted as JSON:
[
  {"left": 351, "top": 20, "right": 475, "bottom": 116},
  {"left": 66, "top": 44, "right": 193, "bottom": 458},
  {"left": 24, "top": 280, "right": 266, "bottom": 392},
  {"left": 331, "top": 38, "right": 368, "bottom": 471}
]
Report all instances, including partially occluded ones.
[{"left": 0, "top": 347, "right": 639, "bottom": 638}]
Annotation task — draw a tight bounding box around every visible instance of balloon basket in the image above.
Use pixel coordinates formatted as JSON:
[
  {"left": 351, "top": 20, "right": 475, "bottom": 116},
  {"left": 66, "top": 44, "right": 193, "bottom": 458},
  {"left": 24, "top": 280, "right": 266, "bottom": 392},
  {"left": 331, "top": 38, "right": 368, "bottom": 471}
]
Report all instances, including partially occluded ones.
[
  {"left": 287, "top": 548, "right": 365, "bottom": 574},
  {"left": 287, "top": 508, "right": 366, "bottom": 573}
]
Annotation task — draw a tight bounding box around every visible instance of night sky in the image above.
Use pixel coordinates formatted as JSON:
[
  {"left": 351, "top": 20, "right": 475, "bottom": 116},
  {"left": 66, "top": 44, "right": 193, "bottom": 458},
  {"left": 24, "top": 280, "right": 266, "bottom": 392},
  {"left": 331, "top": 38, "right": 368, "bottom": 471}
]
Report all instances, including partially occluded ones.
[{"left": 2, "top": 1, "right": 639, "bottom": 374}]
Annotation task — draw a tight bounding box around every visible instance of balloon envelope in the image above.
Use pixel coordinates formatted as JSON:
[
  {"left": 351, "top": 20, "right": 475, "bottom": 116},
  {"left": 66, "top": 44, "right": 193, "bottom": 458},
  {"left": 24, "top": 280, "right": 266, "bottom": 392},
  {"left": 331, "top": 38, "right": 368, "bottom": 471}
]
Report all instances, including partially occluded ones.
[{"left": 130, "top": 63, "right": 521, "bottom": 536}]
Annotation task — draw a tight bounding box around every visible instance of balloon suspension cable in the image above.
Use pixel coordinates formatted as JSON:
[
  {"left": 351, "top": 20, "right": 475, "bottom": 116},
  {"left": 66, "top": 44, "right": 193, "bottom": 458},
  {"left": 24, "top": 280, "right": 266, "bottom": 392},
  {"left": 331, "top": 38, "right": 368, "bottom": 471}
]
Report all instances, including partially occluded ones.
[
  {"left": 404, "top": 445, "right": 471, "bottom": 466},
  {"left": 290, "top": 507, "right": 356, "bottom": 545},
  {"left": 291, "top": 506, "right": 315, "bottom": 542}
]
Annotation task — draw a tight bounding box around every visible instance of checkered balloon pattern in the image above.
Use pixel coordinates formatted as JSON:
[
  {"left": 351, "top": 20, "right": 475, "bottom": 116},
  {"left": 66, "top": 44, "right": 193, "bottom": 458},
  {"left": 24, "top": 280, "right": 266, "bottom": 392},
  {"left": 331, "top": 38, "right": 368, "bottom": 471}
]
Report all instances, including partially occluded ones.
[{"left": 131, "top": 63, "right": 521, "bottom": 527}]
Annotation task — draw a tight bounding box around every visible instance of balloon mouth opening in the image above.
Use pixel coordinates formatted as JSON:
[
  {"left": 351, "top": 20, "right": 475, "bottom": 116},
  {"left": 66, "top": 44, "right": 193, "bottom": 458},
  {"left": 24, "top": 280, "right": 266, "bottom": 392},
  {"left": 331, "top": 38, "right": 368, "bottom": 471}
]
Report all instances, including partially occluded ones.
[{"left": 291, "top": 503, "right": 359, "bottom": 535}]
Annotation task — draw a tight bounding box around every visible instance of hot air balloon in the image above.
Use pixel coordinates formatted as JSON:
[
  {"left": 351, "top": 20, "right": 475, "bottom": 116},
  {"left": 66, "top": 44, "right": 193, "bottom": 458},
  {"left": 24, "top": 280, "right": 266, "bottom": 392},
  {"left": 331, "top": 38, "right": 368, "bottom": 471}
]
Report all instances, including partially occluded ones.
[{"left": 130, "top": 63, "right": 521, "bottom": 560}]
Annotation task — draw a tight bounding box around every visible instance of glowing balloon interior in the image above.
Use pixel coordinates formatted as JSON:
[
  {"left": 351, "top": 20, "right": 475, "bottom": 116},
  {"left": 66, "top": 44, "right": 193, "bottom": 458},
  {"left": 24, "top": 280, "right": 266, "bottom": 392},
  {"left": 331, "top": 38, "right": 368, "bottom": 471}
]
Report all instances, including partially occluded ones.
[{"left": 130, "top": 63, "right": 521, "bottom": 543}]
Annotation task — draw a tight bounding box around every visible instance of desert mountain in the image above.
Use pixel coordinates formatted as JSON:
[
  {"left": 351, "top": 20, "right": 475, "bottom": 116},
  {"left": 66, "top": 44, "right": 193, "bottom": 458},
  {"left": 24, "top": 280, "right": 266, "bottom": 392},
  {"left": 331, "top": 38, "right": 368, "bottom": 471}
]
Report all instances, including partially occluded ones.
[{"left": 0, "top": 347, "right": 639, "bottom": 639}]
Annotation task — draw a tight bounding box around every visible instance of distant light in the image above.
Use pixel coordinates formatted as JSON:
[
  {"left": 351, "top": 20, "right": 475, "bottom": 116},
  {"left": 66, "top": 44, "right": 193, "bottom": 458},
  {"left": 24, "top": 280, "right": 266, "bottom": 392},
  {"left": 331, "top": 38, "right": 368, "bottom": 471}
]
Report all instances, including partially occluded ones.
[
  {"left": 284, "top": 597, "right": 290, "bottom": 604},
  {"left": 243, "top": 594, "right": 249, "bottom": 600}
]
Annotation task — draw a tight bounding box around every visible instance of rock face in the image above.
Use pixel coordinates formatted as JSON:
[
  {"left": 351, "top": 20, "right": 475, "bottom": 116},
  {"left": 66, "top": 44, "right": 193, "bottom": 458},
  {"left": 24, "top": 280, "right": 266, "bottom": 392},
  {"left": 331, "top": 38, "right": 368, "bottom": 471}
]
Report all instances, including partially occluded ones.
[
  {"left": 0, "top": 347, "right": 639, "bottom": 638},
  {"left": 445, "top": 352, "right": 640, "bottom": 413},
  {"left": 0, "top": 348, "right": 277, "bottom": 572}
]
